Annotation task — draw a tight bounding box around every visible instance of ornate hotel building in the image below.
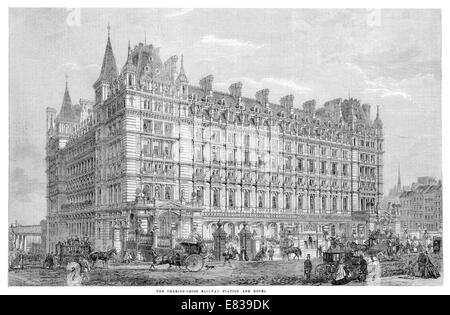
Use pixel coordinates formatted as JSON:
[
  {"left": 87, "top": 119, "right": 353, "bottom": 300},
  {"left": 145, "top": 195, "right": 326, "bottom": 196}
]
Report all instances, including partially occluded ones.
[{"left": 46, "top": 29, "right": 384, "bottom": 253}]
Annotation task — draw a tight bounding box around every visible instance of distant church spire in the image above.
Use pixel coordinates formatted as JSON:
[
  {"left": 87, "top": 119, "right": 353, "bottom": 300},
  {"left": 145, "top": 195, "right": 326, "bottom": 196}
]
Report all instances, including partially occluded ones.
[
  {"left": 397, "top": 164, "right": 402, "bottom": 190},
  {"left": 176, "top": 54, "right": 189, "bottom": 85}
]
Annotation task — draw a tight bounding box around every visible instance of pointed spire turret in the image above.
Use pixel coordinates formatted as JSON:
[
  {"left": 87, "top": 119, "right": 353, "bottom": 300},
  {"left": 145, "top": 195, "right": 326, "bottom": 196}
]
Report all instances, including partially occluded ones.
[
  {"left": 374, "top": 105, "right": 383, "bottom": 128},
  {"left": 176, "top": 54, "right": 189, "bottom": 85},
  {"left": 56, "top": 76, "right": 77, "bottom": 123},
  {"left": 94, "top": 24, "right": 118, "bottom": 86}
]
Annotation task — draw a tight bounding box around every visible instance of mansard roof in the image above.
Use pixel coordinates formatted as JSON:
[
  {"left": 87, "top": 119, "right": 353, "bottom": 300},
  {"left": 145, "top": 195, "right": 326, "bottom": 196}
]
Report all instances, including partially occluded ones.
[
  {"left": 185, "top": 83, "right": 380, "bottom": 128},
  {"left": 91, "top": 34, "right": 382, "bottom": 129}
]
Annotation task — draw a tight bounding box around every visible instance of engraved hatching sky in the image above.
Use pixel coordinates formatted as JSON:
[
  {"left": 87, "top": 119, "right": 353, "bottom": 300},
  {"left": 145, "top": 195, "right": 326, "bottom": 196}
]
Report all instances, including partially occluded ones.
[{"left": 9, "top": 8, "right": 442, "bottom": 224}]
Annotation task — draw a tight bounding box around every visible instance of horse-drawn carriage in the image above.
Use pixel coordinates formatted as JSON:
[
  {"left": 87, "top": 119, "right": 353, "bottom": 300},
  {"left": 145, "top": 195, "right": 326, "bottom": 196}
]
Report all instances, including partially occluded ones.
[
  {"left": 178, "top": 241, "right": 206, "bottom": 272},
  {"left": 315, "top": 248, "right": 367, "bottom": 282},
  {"left": 56, "top": 241, "right": 92, "bottom": 266},
  {"left": 152, "top": 241, "right": 205, "bottom": 271}
]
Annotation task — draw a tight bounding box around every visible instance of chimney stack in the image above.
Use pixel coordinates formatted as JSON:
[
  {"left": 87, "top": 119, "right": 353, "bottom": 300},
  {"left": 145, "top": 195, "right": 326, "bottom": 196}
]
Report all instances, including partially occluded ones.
[
  {"left": 199, "top": 75, "right": 214, "bottom": 94},
  {"left": 229, "top": 82, "right": 243, "bottom": 100},
  {"left": 280, "top": 94, "right": 294, "bottom": 110},
  {"left": 255, "top": 89, "right": 270, "bottom": 106}
]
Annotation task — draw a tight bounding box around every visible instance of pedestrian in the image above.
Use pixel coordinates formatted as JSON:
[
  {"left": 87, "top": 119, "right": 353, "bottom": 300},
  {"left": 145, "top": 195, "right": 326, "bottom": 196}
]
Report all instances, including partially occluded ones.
[
  {"left": 318, "top": 245, "right": 323, "bottom": 257},
  {"left": 332, "top": 257, "right": 350, "bottom": 285},
  {"left": 417, "top": 250, "right": 428, "bottom": 278},
  {"left": 367, "top": 255, "right": 381, "bottom": 285},
  {"left": 66, "top": 261, "right": 83, "bottom": 286},
  {"left": 304, "top": 254, "right": 313, "bottom": 281},
  {"left": 358, "top": 254, "right": 368, "bottom": 282},
  {"left": 424, "top": 251, "right": 440, "bottom": 279},
  {"left": 240, "top": 248, "right": 249, "bottom": 261},
  {"left": 223, "top": 247, "right": 233, "bottom": 266},
  {"left": 405, "top": 260, "right": 416, "bottom": 278},
  {"left": 268, "top": 246, "right": 274, "bottom": 261}
]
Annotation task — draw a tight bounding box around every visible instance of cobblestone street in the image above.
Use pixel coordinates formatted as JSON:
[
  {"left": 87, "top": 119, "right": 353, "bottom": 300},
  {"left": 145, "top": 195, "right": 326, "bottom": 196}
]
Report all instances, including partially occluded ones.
[{"left": 8, "top": 256, "right": 443, "bottom": 286}]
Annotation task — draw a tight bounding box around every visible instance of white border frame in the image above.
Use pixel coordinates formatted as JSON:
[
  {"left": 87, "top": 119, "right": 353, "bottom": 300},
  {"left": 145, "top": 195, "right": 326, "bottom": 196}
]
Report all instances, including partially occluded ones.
[{"left": 2, "top": 0, "right": 448, "bottom": 295}]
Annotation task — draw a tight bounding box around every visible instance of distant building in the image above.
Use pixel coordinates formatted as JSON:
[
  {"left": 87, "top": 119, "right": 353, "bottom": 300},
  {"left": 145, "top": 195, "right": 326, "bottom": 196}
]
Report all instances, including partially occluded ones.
[
  {"left": 399, "top": 178, "right": 442, "bottom": 240},
  {"left": 9, "top": 220, "right": 47, "bottom": 255},
  {"left": 388, "top": 165, "right": 403, "bottom": 198}
]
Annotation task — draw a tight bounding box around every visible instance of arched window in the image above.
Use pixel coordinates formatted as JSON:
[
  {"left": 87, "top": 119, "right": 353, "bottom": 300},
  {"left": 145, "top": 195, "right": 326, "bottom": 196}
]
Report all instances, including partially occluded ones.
[
  {"left": 154, "top": 186, "right": 161, "bottom": 200},
  {"left": 310, "top": 195, "right": 315, "bottom": 213},
  {"left": 298, "top": 195, "right": 303, "bottom": 211},
  {"left": 285, "top": 193, "right": 291, "bottom": 210},
  {"left": 244, "top": 191, "right": 250, "bottom": 208},
  {"left": 258, "top": 192, "right": 264, "bottom": 208},
  {"left": 332, "top": 196, "right": 338, "bottom": 212},
  {"left": 213, "top": 189, "right": 220, "bottom": 207},
  {"left": 228, "top": 190, "right": 235, "bottom": 208},
  {"left": 165, "top": 186, "right": 172, "bottom": 200},
  {"left": 272, "top": 193, "right": 277, "bottom": 209}
]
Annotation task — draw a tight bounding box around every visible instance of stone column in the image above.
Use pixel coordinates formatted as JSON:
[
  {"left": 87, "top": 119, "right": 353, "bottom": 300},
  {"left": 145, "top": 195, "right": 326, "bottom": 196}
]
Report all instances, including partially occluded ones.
[
  {"left": 238, "top": 223, "right": 253, "bottom": 261},
  {"left": 152, "top": 216, "right": 159, "bottom": 248},
  {"left": 213, "top": 222, "right": 227, "bottom": 261}
]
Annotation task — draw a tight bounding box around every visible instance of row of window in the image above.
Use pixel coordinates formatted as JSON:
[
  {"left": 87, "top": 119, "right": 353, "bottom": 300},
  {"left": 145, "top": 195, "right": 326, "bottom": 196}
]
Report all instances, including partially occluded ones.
[
  {"left": 97, "top": 183, "right": 122, "bottom": 205},
  {"left": 142, "top": 139, "right": 173, "bottom": 158},
  {"left": 143, "top": 120, "right": 174, "bottom": 137},
  {"left": 67, "top": 157, "right": 95, "bottom": 177}
]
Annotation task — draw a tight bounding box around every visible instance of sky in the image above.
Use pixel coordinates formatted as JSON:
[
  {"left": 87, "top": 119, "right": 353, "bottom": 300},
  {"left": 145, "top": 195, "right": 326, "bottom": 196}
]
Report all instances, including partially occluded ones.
[{"left": 9, "top": 8, "right": 442, "bottom": 225}]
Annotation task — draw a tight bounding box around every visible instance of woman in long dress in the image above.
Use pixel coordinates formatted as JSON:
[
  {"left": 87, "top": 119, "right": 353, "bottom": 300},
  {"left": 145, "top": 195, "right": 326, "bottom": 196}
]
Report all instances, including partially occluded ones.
[
  {"left": 424, "top": 252, "right": 440, "bottom": 279},
  {"left": 66, "top": 262, "right": 83, "bottom": 286},
  {"left": 366, "top": 255, "right": 381, "bottom": 286},
  {"left": 332, "top": 258, "right": 350, "bottom": 285}
]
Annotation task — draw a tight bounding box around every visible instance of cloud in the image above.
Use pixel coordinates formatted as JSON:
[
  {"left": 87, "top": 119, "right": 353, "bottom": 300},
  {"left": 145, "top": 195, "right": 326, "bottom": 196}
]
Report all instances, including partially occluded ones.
[
  {"left": 58, "top": 62, "right": 100, "bottom": 72},
  {"left": 261, "top": 78, "right": 311, "bottom": 94},
  {"left": 365, "top": 87, "right": 411, "bottom": 100},
  {"left": 380, "top": 91, "right": 411, "bottom": 100},
  {"left": 165, "top": 8, "right": 194, "bottom": 18},
  {"left": 200, "top": 34, "right": 264, "bottom": 50},
  {"left": 9, "top": 167, "right": 45, "bottom": 203},
  {"left": 215, "top": 76, "right": 312, "bottom": 99}
]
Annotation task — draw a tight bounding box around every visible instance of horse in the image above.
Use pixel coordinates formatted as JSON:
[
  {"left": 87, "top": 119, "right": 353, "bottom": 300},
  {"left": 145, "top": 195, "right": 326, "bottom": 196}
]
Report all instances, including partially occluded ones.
[
  {"left": 283, "top": 246, "right": 302, "bottom": 261},
  {"left": 42, "top": 254, "right": 55, "bottom": 269},
  {"left": 253, "top": 247, "right": 267, "bottom": 261},
  {"left": 88, "top": 248, "right": 117, "bottom": 268},
  {"left": 148, "top": 249, "right": 183, "bottom": 270}
]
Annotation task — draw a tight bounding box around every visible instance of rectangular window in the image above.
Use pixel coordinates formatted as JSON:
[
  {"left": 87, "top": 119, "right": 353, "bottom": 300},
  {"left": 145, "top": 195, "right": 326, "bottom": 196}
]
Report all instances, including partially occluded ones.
[
  {"left": 343, "top": 164, "right": 349, "bottom": 176},
  {"left": 164, "top": 123, "right": 173, "bottom": 136},
  {"left": 331, "top": 163, "right": 338, "bottom": 175},
  {"left": 154, "top": 121, "right": 163, "bottom": 135},
  {"left": 143, "top": 120, "right": 153, "bottom": 133},
  {"left": 297, "top": 158, "right": 303, "bottom": 171},
  {"left": 244, "top": 151, "right": 250, "bottom": 165},
  {"left": 195, "top": 128, "right": 203, "bottom": 140},
  {"left": 244, "top": 135, "right": 250, "bottom": 147},
  {"left": 321, "top": 161, "right": 327, "bottom": 174},
  {"left": 308, "top": 159, "right": 315, "bottom": 173},
  {"left": 153, "top": 140, "right": 160, "bottom": 156}
]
